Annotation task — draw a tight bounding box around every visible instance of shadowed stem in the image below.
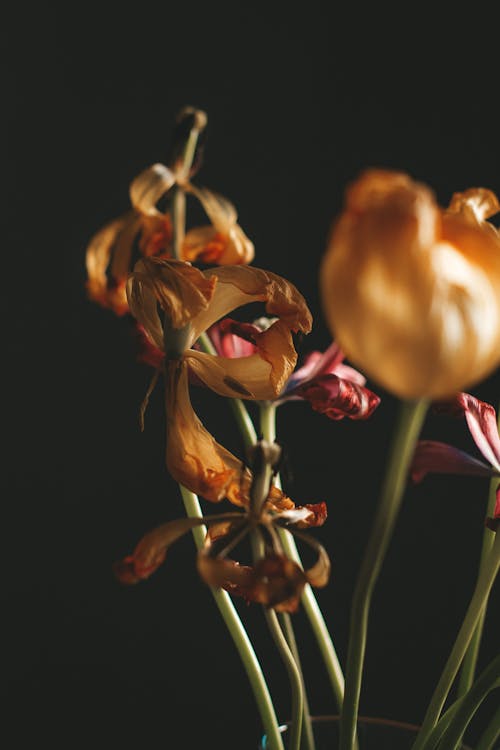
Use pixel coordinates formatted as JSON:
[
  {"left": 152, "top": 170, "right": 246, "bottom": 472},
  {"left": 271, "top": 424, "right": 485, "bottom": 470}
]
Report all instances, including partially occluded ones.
[
  {"left": 457, "top": 400, "right": 500, "bottom": 697},
  {"left": 476, "top": 703, "right": 500, "bottom": 750},
  {"left": 340, "top": 398, "right": 429, "bottom": 750},
  {"left": 179, "top": 485, "right": 285, "bottom": 750},
  {"left": 279, "top": 611, "right": 316, "bottom": 750},
  {"left": 411, "top": 530, "right": 500, "bottom": 750},
  {"left": 260, "top": 402, "right": 347, "bottom": 715}
]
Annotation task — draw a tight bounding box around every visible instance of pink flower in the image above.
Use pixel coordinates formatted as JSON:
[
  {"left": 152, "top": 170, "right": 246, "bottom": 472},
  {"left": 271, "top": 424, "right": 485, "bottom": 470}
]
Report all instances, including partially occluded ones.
[
  {"left": 206, "top": 318, "right": 380, "bottom": 421},
  {"left": 411, "top": 393, "right": 500, "bottom": 530}
]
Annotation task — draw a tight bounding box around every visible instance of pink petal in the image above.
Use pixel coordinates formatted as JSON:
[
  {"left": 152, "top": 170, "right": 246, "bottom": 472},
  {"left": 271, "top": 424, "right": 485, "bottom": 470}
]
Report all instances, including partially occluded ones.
[
  {"left": 207, "top": 318, "right": 259, "bottom": 358},
  {"left": 411, "top": 440, "right": 495, "bottom": 483},
  {"left": 293, "top": 374, "right": 380, "bottom": 420},
  {"left": 457, "top": 394, "right": 500, "bottom": 473}
]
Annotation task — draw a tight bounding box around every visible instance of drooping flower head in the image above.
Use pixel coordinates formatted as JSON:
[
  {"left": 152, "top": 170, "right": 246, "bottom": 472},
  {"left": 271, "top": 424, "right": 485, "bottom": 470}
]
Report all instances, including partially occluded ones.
[
  {"left": 126, "top": 257, "right": 312, "bottom": 505},
  {"left": 114, "top": 441, "right": 331, "bottom": 612},
  {"left": 85, "top": 108, "right": 254, "bottom": 315},
  {"left": 320, "top": 171, "right": 500, "bottom": 399}
]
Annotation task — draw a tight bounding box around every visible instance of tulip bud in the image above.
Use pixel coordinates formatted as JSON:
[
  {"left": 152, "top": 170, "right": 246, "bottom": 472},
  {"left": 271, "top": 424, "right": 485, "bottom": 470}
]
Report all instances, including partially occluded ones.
[{"left": 320, "top": 170, "right": 500, "bottom": 399}]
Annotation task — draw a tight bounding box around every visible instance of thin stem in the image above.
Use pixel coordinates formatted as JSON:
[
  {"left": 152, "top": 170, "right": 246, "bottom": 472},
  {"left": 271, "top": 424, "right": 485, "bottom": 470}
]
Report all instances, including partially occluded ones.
[
  {"left": 340, "top": 398, "right": 429, "bottom": 750},
  {"left": 437, "top": 654, "right": 500, "bottom": 750},
  {"left": 260, "top": 403, "right": 346, "bottom": 711},
  {"left": 279, "top": 611, "right": 316, "bottom": 750},
  {"left": 170, "top": 115, "right": 202, "bottom": 261},
  {"left": 418, "top": 702, "right": 461, "bottom": 750},
  {"left": 458, "top": 403, "right": 499, "bottom": 698},
  {"left": 179, "top": 485, "right": 285, "bottom": 750},
  {"left": 475, "top": 704, "right": 500, "bottom": 750},
  {"left": 264, "top": 607, "right": 304, "bottom": 750},
  {"left": 260, "top": 401, "right": 352, "bottom": 748},
  {"left": 412, "top": 531, "right": 500, "bottom": 750}
]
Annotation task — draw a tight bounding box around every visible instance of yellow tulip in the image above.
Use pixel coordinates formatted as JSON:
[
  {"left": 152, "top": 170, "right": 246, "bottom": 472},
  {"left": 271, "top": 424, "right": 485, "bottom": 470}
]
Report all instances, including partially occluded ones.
[{"left": 320, "top": 170, "right": 500, "bottom": 399}]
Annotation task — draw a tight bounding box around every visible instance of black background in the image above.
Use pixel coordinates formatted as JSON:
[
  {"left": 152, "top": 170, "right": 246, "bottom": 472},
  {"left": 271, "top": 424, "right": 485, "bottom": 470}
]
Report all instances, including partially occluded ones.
[{"left": 4, "top": 5, "right": 500, "bottom": 749}]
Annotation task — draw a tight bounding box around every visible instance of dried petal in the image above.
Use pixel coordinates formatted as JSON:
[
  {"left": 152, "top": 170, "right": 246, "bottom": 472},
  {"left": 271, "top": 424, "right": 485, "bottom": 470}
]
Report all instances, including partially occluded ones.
[
  {"left": 127, "top": 258, "right": 216, "bottom": 348},
  {"left": 190, "top": 266, "right": 312, "bottom": 344},
  {"left": 294, "top": 374, "right": 380, "bottom": 420},
  {"left": 129, "top": 163, "right": 177, "bottom": 218}
]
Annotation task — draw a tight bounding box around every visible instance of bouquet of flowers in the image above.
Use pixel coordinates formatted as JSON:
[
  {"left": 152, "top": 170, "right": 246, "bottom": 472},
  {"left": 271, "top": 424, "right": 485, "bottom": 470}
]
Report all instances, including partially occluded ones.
[{"left": 85, "top": 108, "right": 499, "bottom": 750}]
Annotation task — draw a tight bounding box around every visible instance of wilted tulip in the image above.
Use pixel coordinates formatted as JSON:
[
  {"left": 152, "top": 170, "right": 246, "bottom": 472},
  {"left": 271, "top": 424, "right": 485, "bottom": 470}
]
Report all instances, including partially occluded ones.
[{"left": 320, "top": 170, "right": 500, "bottom": 399}]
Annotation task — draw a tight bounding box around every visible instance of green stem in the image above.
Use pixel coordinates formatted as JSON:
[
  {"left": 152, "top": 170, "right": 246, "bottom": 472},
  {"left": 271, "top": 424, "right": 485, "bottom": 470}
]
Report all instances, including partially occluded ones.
[
  {"left": 340, "top": 398, "right": 429, "bottom": 750},
  {"left": 412, "top": 531, "right": 500, "bottom": 750},
  {"left": 264, "top": 607, "right": 303, "bottom": 750},
  {"left": 438, "top": 654, "right": 500, "bottom": 750},
  {"left": 179, "top": 485, "right": 285, "bottom": 750},
  {"left": 418, "top": 702, "right": 461, "bottom": 750},
  {"left": 260, "top": 402, "right": 346, "bottom": 713},
  {"left": 279, "top": 611, "right": 316, "bottom": 750},
  {"left": 458, "top": 399, "right": 500, "bottom": 698},
  {"left": 475, "top": 703, "right": 500, "bottom": 750}
]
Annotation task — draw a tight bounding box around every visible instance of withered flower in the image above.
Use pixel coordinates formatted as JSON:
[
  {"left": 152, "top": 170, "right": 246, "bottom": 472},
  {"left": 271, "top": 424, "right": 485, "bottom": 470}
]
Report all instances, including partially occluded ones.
[
  {"left": 114, "top": 441, "right": 330, "bottom": 613},
  {"left": 127, "top": 257, "right": 312, "bottom": 504},
  {"left": 85, "top": 109, "right": 254, "bottom": 315},
  {"left": 207, "top": 319, "right": 380, "bottom": 420},
  {"left": 320, "top": 171, "right": 500, "bottom": 400}
]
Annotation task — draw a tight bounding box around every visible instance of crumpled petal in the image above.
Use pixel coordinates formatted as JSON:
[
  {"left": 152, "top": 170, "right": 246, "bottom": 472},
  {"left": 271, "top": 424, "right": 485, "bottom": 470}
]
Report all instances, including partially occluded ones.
[
  {"left": 198, "top": 552, "right": 308, "bottom": 612},
  {"left": 274, "top": 502, "right": 327, "bottom": 528},
  {"left": 186, "top": 319, "right": 298, "bottom": 399},
  {"left": 292, "top": 374, "right": 380, "bottom": 420},
  {"left": 189, "top": 265, "right": 312, "bottom": 343},
  {"left": 207, "top": 318, "right": 259, "bottom": 358},
  {"left": 85, "top": 210, "right": 141, "bottom": 315},
  {"left": 129, "top": 163, "right": 177, "bottom": 218},
  {"left": 127, "top": 258, "right": 216, "bottom": 348},
  {"left": 410, "top": 440, "right": 496, "bottom": 483}
]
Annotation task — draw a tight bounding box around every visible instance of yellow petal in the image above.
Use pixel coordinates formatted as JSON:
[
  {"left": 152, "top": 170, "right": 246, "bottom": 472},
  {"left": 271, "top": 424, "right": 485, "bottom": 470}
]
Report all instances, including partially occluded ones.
[
  {"left": 165, "top": 360, "right": 251, "bottom": 503},
  {"left": 190, "top": 265, "right": 312, "bottom": 343},
  {"left": 127, "top": 258, "right": 216, "bottom": 349},
  {"left": 320, "top": 169, "right": 500, "bottom": 399},
  {"left": 129, "top": 163, "right": 177, "bottom": 218},
  {"left": 185, "top": 319, "right": 297, "bottom": 399},
  {"left": 85, "top": 210, "right": 141, "bottom": 314},
  {"left": 183, "top": 225, "right": 255, "bottom": 265}
]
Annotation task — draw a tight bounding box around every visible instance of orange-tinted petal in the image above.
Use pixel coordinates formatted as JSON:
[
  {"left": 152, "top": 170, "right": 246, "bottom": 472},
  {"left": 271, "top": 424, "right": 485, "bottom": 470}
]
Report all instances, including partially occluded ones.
[
  {"left": 85, "top": 210, "right": 141, "bottom": 315},
  {"left": 448, "top": 188, "right": 500, "bottom": 225},
  {"left": 165, "top": 360, "right": 251, "bottom": 503},
  {"left": 127, "top": 258, "right": 216, "bottom": 349},
  {"left": 114, "top": 516, "right": 206, "bottom": 584},
  {"left": 189, "top": 265, "right": 312, "bottom": 343},
  {"left": 186, "top": 318, "right": 298, "bottom": 399},
  {"left": 129, "top": 163, "right": 177, "bottom": 218},
  {"left": 197, "top": 551, "right": 307, "bottom": 612}
]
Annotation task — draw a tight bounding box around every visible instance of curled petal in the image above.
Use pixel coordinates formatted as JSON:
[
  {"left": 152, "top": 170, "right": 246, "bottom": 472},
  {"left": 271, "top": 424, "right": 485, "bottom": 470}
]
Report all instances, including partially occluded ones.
[
  {"left": 486, "top": 485, "right": 500, "bottom": 531},
  {"left": 127, "top": 258, "right": 216, "bottom": 348},
  {"left": 85, "top": 211, "right": 141, "bottom": 315},
  {"left": 114, "top": 516, "right": 207, "bottom": 583},
  {"left": 289, "top": 529, "right": 331, "bottom": 588},
  {"left": 448, "top": 188, "right": 500, "bottom": 227},
  {"left": 456, "top": 393, "right": 500, "bottom": 473},
  {"left": 410, "top": 440, "right": 495, "bottom": 483},
  {"left": 198, "top": 552, "right": 308, "bottom": 612},
  {"left": 293, "top": 374, "right": 380, "bottom": 420},
  {"left": 186, "top": 319, "right": 298, "bottom": 399},
  {"left": 190, "top": 265, "right": 312, "bottom": 343},
  {"left": 165, "top": 360, "right": 251, "bottom": 503},
  {"left": 129, "top": 163, "right": 177, "bottom": 218}
]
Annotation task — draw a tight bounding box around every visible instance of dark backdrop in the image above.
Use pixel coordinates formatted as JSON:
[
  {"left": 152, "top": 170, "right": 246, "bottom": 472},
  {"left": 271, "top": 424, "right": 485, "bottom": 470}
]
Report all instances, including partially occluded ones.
[{"left": 5, "top": 5, "right": 500, "bottom": 749}]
